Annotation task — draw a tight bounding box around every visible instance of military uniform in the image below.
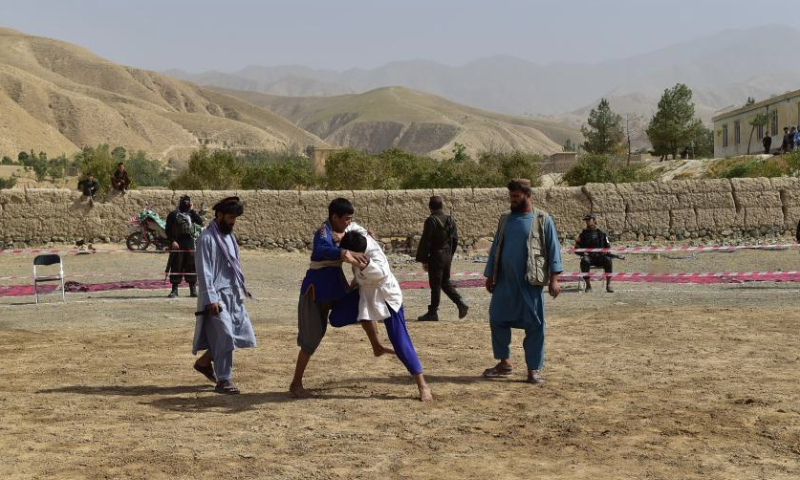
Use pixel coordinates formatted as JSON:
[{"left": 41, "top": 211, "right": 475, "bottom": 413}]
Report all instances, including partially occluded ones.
[
  {"left": 415, "top": 209, "right": 468, "bottom": 321},
  {"left": 166, "top": 199, "right": 204, "bottom": 298},
  {"left": 575, "top": 226, "right": 613, "bottom": 292}
]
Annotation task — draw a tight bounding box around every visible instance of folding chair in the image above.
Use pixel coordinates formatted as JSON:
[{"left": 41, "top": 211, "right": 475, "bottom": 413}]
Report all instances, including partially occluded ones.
[
  {"left": 33, "top": 254, "right": 66, "bottom": 304},
  {"left": 577, "top": 265, "right": 608, "bottom": 292}
]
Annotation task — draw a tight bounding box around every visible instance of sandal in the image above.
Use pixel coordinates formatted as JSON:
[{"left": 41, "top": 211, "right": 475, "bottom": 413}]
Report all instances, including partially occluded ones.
[
  {"left": 482, "top": 364, "right": 513, "bottom": 378},
  {"left": 193, "top": 362, "right": 216, "bottom": 383},
  {"left": 526, "top": 370, "right": 545, "bottom": 385},
  {"left": 214, "top": 380, "right": 241, "bottom": 395}
]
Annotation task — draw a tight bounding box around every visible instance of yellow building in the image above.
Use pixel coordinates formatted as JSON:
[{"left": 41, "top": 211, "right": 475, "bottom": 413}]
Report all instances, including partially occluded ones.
[{"left": 713, "top": 89, "right": 800, "bottom": 158}]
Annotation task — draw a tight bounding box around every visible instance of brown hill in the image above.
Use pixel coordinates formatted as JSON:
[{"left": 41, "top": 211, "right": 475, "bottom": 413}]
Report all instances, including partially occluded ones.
[
  {"left": 0, "top": 27, "right": 326, "bottom": 160},
  {"left": 214, "top": 86, "right": 579, "bottom": 157}
]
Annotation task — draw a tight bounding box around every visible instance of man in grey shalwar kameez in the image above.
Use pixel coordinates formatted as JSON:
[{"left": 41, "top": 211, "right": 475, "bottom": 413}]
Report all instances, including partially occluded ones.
[{"left": 192, "top": 197, "right": 256, "bottom": 395}]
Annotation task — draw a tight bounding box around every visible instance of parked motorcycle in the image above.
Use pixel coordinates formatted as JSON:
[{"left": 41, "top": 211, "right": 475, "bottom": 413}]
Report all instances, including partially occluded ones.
[{"left": 126, "top": 207, "right": 170, "bottom": 251}]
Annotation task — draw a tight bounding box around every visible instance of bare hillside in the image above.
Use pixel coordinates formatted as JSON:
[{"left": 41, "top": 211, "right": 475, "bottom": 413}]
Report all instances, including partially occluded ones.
[
  {"left": 216, "top": 86, "right": 580, "bottom": 157},
  {"left": 0, "top": 27, "right": 326, "bottom": 159}
]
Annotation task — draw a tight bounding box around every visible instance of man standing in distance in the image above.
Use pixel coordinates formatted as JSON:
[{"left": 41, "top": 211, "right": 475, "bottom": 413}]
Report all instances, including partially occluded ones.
[
  {"left": 482, "top": 179, "right": 562, "bottom": 384},
  {"left": 192, "top": 197, "right": 256, "bottom": 394},
  {"left": 165, "top": 195, "right": 204, "bottom": 298},
  {"left": 290, "top": 198, "right": 392, "bottom": 399},
  {"left": 415, "top": 195, "right": 468, "bottom": 321}
]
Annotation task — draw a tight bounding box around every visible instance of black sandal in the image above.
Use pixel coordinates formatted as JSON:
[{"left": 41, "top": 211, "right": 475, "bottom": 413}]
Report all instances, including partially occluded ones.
[
  {"left": 214, "top": 380, "right": 241, "bottom": 395},
  {"left": 193, "top": 362, "right": 216, "bottom": 383}
]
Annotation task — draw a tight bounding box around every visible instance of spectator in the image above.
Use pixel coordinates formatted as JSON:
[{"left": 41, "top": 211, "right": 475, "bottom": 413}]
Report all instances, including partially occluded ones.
[
  {"left": 795, "top": 128, "right": 800, "bottom": 153},
  {"left": 781, "top": 127, "right": 791, "bottom": 153},
  {"left": 575, "top": 213, "right": 614, "bottom": 293},
  {"left": 791, "top": 127, "right": 798, "bottom": 152},
  {"left": 112, "top": 162, "right": 131, "bottom": 192},
  {"left": 796, "top": 217, "right": 800, "bottom": 245},
  {"left": 763, "top": 132, "right": 772, "bottom": 154},
  {"left": 78, "top": 173, "right": 99, "bottom": 205}
]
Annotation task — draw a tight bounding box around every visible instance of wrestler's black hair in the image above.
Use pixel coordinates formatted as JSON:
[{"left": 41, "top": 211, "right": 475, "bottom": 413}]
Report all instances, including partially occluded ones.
[
  {"left": 339, "top": 230, "right": 367, "bottom": 253},
  {"left": 328, "top": 197, "right": 354, "bottom": 220},
  {"left": 429, "top": 195, "right": 443, "bottom": 211}
]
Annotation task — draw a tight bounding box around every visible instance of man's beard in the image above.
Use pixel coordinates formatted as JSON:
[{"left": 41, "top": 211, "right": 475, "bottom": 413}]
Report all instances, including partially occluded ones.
[
  {"left": 218, "top": 220, "right": 233, "bottom": 234},
  {"left": 510, "top": 201, "right": 527, "bottom": 213},
  {"left": 179, "top": 204, "right": 190, "bottom": 213}
]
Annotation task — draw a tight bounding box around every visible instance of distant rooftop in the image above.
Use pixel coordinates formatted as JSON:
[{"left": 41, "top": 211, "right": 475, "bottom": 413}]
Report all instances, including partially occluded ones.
[{"left": 712, "top": 88, "right": 800, "bottom": 122}]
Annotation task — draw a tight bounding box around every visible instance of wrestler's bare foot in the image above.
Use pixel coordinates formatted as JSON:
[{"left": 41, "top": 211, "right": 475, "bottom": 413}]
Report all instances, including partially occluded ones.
[
  {"left": 413, "top": 373, "right": 432, "bottom": 402},
  {"left": 289, "top": 383, "right": 314, "bottom": 399},
  {"left": 419, "top": 385, "right": 433, "bottom": 402},
  {"left": 373, "top": 345, "right": 396, "bottom": 357}
]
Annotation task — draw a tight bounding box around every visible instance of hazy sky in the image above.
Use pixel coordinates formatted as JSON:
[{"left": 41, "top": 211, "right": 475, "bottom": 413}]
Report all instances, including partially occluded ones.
[{"left": 1, "top": 0, "right": 797, "bottom": 72}]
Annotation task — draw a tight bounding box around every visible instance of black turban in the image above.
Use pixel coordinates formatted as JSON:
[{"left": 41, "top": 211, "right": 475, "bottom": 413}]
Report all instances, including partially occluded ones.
[{"left": 213, "top": 196, "right": 244, "bottom": 216}]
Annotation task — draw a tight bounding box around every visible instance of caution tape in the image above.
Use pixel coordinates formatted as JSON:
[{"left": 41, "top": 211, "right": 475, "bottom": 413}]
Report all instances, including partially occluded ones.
[
  {"left": 388, "top": 242, "right": 799, "bottom": 255},
  {"left": 398, "top": 270, "right": 800, "bottom": 283},
  {"left": 567, "top": 243, "right": 799, "bottom": 254},
  {"left": 0, "top": 247, "right": 193, "bottom": 255},
  {"left": 0, "top": 270, "right": 198, "bottom": 282},
  {"left": 1, "top": 242, "right": 797, "bottom": 257}
]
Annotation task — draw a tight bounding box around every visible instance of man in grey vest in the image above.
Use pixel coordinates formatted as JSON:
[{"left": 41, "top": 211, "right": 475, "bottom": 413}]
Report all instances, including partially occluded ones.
[
  {"left": 482, "top": 179, "right": 563, "bottom": 384},
  {"left": 415, "top": 196, "right": 468, "bottom": 321}
]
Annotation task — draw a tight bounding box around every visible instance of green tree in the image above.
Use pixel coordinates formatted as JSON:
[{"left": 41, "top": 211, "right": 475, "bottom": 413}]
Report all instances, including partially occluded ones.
[
  {"left": 0, "top": 177, "right": 17, "bottom": 189},
  {"left": 746, "top": 112, "right": 769, "bottom": 155},
  {"left": 581, "top": 98, "right": 624, "bottom": 154},
  {"left": 1, "top": 156, "right": 14, "bottom": 165},
  {"left": 169, "top": 148, "right": 243, "bottom": 190},
  {"left": 79, "top": 145, "right": 117, "bottom": 193},
  {"left": 324, "top": 149, "right": 386, "bottom": 190},
  {"left": 692, "top": 125, "right": 715, "bottom": 158},
  {"left": 562, "top": 154, "right": 654, "bottom": 186},
  {"left": 111, "top": 146, "right": 127, "bottom": 162},
  {"left": 126, "top": 150, "right": 170, "bottom": 187},
  {"left": 646, "top": 84, "right": 703, "bottom": 160},
  {"left": 451, "top": 143, "right": 469, "bottom": 163},
  {"left": 17, "top": 151, "right": 29, "bottom": 165},
  {"left": 47, "top": 155, "right": 68, "bottom": 182},
  {"left": 241, "top": 157, "right": 315, "bottom": 190},
  {"left": 563, "top": 138, "right": 576, "bottom": 152},
  {"left": 477, "top": 151, "right": 543, "bottom": 186},
  {"left": 32, "top": 151, "right": 49, "bottom": 181}
]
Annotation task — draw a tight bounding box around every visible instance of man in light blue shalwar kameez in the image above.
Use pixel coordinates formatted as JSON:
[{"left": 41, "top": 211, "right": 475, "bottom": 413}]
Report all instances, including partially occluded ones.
[
  {"left": 192, "top": 197, "right": 256, "bottom": 395},
  {"left": 482, "top": 179, "right": 562, "bottom": 385}
]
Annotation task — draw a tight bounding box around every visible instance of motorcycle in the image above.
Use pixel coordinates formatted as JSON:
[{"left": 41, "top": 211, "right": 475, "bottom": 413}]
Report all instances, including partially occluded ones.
[{"left": 126, "top": 207, "right": 171, "bottom": 251}]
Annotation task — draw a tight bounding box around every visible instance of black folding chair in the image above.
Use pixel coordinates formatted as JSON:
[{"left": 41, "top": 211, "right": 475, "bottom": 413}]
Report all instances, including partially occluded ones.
[{"left": 33, "top": 254, "right": 66, "bottom": 304}]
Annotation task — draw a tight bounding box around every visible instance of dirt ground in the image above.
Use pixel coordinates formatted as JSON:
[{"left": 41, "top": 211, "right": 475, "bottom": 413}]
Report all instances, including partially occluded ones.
[{"left": 1, "top": 247, "right": 799, "bottom": 479}]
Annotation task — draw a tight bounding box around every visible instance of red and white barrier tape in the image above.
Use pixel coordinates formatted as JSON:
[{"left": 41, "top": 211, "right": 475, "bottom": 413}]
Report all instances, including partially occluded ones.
[
  {"left": 389, "top": 243, "right": 799, "bottom": 255},
  {"left": 567, "top": 244, "right": 798, "bottom": 254},
  {"left": 0, "top": 242, "right": 798, "bottom": 257},
  {"left": 0, "top": 248, "right": 192, "bottom": 255},
  {"left": 0, "top": 271, "right": 198, "bottom": 282},
  {"left": 398, "top": 270, "right": 800, "bottom": 283}
]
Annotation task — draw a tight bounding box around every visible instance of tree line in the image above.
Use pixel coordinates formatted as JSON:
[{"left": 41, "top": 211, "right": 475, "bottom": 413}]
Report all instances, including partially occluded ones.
[
  {"left": 168, "top": 146, "right": 546, "bottom": 190},
  {"left": 576, "top": 83, "right": 714, "bottom": 160},
  {"left": 1, "top": 146, "right": 169, "bottom": 192}
]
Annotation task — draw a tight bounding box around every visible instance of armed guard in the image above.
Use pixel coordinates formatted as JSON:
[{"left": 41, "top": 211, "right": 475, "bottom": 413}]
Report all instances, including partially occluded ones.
[
  {"left": 165, "top": 195, "right": 205, "bottom": 298},
  {"left": 415, "top": 196, "right": 468, "bottom": 321},
  {"left": 575, "top": 213, "right": 614, "bottom": 293}
]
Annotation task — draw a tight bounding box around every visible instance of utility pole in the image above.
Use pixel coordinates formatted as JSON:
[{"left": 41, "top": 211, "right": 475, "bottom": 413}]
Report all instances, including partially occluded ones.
[{"left": 626, "top": 114, "right": 632, "bottom": 166}]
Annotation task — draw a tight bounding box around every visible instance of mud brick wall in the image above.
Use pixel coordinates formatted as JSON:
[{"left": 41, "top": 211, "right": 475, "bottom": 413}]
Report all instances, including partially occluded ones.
[{"left": 2, "top": 177, "right": 800, "bottom": 249}]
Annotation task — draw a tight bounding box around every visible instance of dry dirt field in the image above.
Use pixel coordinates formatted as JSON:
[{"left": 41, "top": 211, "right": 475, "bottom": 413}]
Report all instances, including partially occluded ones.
[{"left": 1, "top": 247, "right": 799, "bottom": 479}]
